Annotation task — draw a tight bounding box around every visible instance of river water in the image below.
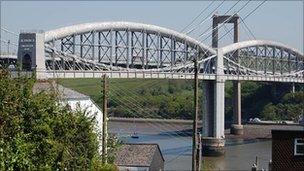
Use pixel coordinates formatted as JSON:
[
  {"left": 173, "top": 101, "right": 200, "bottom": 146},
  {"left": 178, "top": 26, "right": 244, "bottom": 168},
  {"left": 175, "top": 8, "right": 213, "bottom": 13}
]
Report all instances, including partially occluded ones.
[{"left": 109, "top": 121, "right": 272, "bottom": 170}]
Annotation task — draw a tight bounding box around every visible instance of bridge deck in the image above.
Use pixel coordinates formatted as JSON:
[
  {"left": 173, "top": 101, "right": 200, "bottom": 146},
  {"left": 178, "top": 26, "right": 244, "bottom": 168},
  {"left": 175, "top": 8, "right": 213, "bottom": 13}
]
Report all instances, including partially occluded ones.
[{"left": 45, "top": 70, "right": 304, "bottom": 83}]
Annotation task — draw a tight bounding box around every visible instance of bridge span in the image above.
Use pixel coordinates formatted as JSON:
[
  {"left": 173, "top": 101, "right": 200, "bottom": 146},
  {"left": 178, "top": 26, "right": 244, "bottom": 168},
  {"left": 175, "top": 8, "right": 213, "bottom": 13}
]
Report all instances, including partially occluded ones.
[{"left": 2, "top": 20, "right": 303, "bottom": 156}]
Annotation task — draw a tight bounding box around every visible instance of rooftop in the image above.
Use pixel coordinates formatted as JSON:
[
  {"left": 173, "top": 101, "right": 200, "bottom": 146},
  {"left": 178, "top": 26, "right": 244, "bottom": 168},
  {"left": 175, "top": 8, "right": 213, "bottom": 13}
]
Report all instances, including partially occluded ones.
[
  {"left": 33, "top": 81, "right": 89, "bottom": 100},
  {"left": 115, "top": 143, "right": 164, "bottom": 167}
]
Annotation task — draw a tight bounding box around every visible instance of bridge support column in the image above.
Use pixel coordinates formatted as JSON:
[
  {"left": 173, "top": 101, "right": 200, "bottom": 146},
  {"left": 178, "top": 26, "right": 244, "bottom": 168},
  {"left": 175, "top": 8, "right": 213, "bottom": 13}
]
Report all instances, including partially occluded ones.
[
  {"left": 35, "top": 33, "right": 46, "bottom": 79},
  {"left": 202, "top": 49, "right": 225, "bottom": 156},
  {"left": 231, "top": 81, "right": 244, "bottom": 135}
]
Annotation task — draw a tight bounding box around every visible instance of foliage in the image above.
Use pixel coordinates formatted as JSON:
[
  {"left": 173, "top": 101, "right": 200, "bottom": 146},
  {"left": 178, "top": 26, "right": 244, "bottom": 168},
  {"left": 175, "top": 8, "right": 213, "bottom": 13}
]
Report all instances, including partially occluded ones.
[
  {"left": 58, "top": 78, "right": 304, "bottom": 121},
  {"left": 0, "top": 70, "right": 117, "bottom": 170},
  {"left": 107, "top": 135, "right": 122, "bottom": 164},
  {"left": 58, "top": 78, "right": 198, "bottom": 119},
  {"left": 261, "top": 103, "right": 279, "bottom": 120},
  {"left": 260, "top": 91, "right": 304, "bottom": 121}
]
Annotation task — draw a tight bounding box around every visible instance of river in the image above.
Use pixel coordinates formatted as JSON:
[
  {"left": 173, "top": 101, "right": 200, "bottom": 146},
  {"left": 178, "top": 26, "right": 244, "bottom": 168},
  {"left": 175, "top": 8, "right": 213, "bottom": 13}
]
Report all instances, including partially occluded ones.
[{"left": 109, "top": 120, "right": 302, "bottom": 170}]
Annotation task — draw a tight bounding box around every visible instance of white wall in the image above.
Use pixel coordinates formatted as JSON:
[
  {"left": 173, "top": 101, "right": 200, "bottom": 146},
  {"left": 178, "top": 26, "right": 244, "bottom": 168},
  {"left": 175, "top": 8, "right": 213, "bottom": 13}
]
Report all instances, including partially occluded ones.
[{"left": 61, "top": 98, "right": 103, "bottom": 153}]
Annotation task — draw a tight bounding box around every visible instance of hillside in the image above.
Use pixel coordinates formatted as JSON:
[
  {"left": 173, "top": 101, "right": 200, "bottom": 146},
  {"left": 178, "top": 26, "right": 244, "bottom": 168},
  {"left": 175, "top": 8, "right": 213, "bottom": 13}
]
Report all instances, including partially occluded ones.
[{"left": 58, "top": 78, "right": 304, "bottom": 121}]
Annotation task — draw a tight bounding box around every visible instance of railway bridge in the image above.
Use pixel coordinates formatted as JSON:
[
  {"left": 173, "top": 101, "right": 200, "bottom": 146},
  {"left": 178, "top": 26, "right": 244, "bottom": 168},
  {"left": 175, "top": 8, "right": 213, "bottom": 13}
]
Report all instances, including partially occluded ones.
[{"left": 1, "top": 19, "right": 303, "bottom": 155}]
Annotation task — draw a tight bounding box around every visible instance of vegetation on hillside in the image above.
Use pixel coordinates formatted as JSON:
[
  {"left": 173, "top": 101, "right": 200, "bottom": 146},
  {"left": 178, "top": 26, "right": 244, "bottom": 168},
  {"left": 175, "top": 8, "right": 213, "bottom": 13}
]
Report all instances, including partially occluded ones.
[
  {"left": 58, "top": 78, "right": 304, "bottom": 121},
  {"left": 260, "top": 91, "right": 304, "bottom": 121},
  {"left": 0, "top": 70, "right": 117, "bottom": 170},
  {"left": 58, "top": 78, "right": 202, "bottom": 120}
]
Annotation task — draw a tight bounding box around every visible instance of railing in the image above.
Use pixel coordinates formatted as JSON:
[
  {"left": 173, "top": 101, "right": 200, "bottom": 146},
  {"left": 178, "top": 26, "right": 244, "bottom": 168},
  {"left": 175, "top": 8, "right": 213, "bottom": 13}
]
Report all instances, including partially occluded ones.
[{"left": 45, "top": 70, "right": 304, "bottom": 83}]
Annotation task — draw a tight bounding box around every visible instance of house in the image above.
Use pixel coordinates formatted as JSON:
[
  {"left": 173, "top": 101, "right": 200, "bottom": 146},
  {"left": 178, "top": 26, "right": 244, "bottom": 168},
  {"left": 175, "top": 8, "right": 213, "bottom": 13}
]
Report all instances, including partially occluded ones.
[
  {"left": 271, "top": 130, "right": 304, "bottom": 170},
  {"left": 33, "top": 81, "right": 104, "bottom": 153},
  {"left": 115, "top": 143, "right": 165, "bottom": 171}
]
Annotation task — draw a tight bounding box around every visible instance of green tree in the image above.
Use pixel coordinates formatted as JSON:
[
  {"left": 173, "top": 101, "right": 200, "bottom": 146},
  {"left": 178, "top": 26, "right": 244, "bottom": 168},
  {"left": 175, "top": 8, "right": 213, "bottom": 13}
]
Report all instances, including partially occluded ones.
[
  {"left": 261, "top": 103, "right": 278, "bottom": 120},
  {"left": 0, "top": 69, "right": 117, "bottom": 170}
]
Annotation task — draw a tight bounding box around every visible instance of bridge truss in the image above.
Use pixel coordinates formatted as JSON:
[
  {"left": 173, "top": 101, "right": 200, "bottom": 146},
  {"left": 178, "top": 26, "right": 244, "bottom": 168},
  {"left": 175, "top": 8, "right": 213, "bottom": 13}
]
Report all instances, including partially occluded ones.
[{"left": 1, "top": 22, "right": 303, "bottom": 83}]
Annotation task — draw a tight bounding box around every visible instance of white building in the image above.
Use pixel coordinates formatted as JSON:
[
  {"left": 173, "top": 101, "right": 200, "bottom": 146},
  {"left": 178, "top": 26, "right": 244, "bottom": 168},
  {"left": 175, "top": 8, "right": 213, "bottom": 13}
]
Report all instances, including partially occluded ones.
[{"left": 33, "top": 82, "right": 104, "bottom": 153}]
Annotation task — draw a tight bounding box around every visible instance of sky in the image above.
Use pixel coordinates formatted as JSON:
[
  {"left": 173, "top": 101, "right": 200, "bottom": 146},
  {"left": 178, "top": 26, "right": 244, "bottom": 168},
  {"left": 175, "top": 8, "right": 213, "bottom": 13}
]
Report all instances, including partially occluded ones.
[{"left": 0, "top": 0, "right": 303, "bottom": 53}]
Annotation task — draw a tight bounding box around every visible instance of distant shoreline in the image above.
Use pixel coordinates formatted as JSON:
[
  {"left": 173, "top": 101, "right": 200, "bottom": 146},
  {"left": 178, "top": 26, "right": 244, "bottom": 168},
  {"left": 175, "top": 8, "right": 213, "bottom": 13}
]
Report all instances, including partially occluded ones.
[
  {"left": 109, "top": 117, "right": 303, "bottom": 126},
  {"left": 109, "top": 117, "right": 304, "bottom": 141},
  {"left": 109, "top": 117, "right": 202, "bottom": 125}
]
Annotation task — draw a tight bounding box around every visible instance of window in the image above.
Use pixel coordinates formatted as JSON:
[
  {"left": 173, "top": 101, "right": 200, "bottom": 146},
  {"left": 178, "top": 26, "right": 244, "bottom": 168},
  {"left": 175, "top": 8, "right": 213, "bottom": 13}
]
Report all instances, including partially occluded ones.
[{"left": 294, "top": 138, "right": 304, "bottom": 156}]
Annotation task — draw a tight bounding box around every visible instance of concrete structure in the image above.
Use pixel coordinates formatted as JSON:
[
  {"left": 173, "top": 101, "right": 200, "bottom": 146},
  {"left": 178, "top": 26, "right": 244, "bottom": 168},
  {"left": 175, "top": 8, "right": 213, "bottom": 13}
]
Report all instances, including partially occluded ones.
[
  {"left": 10, "top": 20, "right": 304, "bottom": 156},
  {"left": 115, "top": 143, "right": 164, "bottom": 171},
  {"left": 18, "top": 31, "right": 46, "bottom": 79},
  {"left": 202, "top": 14, "right": 242, "bottom": 155},
  {"left": 32, "top": 82, "right": 104, "bottom": 153},
  {"left": 271, "top": 130, "right": 304, "bottom": 170}
]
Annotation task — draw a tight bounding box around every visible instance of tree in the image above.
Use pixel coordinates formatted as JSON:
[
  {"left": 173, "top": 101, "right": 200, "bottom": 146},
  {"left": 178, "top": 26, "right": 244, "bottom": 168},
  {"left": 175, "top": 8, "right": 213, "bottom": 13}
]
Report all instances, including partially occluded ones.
[
  {"left": 261, "top": 103, "right": 278, "bottom": 120},
  {"left": 0, "top": 69, "right": 117, "bottom": 170}
]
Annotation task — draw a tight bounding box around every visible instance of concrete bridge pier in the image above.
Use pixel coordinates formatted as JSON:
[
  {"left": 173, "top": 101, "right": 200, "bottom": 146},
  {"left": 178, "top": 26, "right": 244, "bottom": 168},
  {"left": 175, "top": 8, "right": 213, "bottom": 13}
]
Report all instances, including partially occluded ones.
[
  {"left": 202, "top": 49, "right": 226, "bottom": 156},
  {"left": 201, "top": 80, "right": 226, "bottom": 156},
  {"left": 230, "top": 81, "right": 244, "bottom": 135}
]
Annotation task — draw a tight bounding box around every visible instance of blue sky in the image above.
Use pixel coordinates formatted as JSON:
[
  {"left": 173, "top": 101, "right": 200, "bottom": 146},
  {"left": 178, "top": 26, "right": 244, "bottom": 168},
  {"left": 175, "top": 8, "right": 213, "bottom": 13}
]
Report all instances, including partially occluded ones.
[{"left": 1, "top": 0, "right": 303, "bottom": 52}]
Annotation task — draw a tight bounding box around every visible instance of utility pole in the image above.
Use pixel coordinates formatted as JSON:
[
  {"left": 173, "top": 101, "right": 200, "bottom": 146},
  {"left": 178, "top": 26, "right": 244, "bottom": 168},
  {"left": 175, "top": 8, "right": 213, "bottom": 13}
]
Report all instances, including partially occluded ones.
[
  {"left": 102, "top": 74, "right": 108, "bottom": 164},
  {"left": 197, "top": 132, "right": 202, "bottom": 170},
  {"left": 7, "top": 40, "right": 10, "bottom": 54},
  {"left": 192, "top": 59, "right": 199, "bottom": 171}
]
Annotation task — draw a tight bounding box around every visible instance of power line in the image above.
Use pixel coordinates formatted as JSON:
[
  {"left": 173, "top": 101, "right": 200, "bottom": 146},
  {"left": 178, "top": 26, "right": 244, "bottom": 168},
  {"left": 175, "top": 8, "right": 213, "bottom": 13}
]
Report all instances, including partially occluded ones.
[
  {"left": 180, "top": 1, "right": 215, "bottom": 33},
  {"left": 223, "top": 24, "right": 235, "bottom": 41},
  {"left": 197, "top": 0, "right": 243, "bottom": 39},
  {"left": 109, "top": 91, "right": 191, "bottom": 143},
  {"left": 213, "top": 0, "right": 267, "bottom": 75},
  {"left": 185, "top": 0, "right": 225, "bottom": 35},
  {"left": 1, "top": 27, "right": 19, "bottom": 37},
  {"left": 109, "top": 90, "right": 183, "bottom": 134},
  {"left": 240, "top": 16, "right": 256, "bottom": 39},
  {"left": 110, "top": 98, "right": 191, "bottom": 144},
  {"left": 110, "top": 83, "right": 194, "bottom": 128},
  {"left": 240, "top": 22, "right": 254, "bottom": 40},
  {"left": 109, "top": 83, "right": 193, "bottom": 139},
  {"left": 199, "top": 0, "right": 252, "bottom": 42},
  {"left": 217, "top": 0, "right": 267, "bottom": 42},
  {"left": 165, "top": 146, "right": 191, "bottom": 165},
  {"left": 1, "top": 39, "right": 18, "bottom": 46}
]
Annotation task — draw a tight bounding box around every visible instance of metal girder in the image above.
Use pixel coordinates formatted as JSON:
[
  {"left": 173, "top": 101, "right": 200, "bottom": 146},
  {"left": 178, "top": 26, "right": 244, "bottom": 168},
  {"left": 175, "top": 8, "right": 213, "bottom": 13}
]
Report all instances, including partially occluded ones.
[
  {"left": 42, "top": 22, "right": 303, "bottom": 82},
  {"left": 44, "top": 23, "right": 214, "bottom": 72},
  {"left": 222, "top": 40, "right": 304, "bottom": 78}
]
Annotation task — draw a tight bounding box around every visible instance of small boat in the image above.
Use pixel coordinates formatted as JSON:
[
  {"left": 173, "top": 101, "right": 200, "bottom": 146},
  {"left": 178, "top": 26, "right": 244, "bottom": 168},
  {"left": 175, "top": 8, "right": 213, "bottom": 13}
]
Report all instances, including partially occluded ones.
[
  {"left": 131, "top": 132, "right": 139, "bottom": 139},
  {"left": 130, "top": 117, "right": 139, "bottom": 138}
]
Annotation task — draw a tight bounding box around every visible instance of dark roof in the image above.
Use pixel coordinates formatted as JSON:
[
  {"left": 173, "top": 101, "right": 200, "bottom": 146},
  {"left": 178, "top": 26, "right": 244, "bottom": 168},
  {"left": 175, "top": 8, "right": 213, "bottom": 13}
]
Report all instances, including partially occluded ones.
[
  {"left": 272, "top": 129, "right": 304, "bottom": 140},
  {"left": 33, "top": 82, "right": 89, "bottom": 100},
  {"left": 115, "top": 143, "right": 164, "bottom": 167}
]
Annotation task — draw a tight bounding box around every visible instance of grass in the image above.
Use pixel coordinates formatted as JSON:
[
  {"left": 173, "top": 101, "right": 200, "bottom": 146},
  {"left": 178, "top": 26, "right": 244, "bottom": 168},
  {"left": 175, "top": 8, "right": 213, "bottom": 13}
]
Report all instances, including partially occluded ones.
[{"left": 57, "top": 78, "right": 175, "bottom": 104}]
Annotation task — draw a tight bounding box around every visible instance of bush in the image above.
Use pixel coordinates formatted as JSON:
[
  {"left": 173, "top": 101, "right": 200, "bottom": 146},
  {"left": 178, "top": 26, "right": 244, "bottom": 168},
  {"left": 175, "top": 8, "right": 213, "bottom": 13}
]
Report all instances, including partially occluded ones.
[
  {"left": 261, "top": 103, "right": 278, "bottom": 120},
  {"left": 0, "top": 70, "right": 116, "bottom": 170}
]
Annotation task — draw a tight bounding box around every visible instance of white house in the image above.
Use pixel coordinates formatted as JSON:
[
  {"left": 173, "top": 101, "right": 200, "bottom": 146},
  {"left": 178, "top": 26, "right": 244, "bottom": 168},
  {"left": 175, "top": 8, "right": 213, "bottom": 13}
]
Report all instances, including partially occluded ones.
[{"left": 33, "top": 82, "right": 104, "bottom": 153}]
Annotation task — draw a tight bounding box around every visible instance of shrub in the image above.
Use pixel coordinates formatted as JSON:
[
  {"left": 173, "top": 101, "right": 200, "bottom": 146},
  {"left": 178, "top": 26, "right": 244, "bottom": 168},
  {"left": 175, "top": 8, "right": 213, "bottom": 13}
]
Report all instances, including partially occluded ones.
[{"left": 0, "top": 69, "right": 116, "bottom": 170}]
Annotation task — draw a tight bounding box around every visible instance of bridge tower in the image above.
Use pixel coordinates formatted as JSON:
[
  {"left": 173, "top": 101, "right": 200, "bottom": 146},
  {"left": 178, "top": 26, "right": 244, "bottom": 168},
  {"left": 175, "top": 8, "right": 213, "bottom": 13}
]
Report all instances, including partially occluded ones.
[
  {"left": 202, "top": 14, "right": 242, "bottom": 156},
  {"left": 17, "top": 31, "right": 46, "bottom": 79}
]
